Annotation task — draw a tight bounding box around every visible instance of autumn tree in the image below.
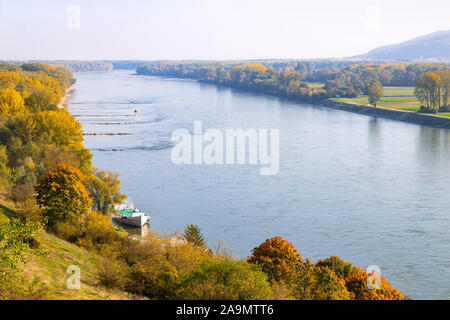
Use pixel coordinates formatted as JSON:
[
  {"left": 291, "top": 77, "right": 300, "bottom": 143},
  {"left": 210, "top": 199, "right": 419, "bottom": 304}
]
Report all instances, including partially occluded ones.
[
  {"left": 415, "top": 72, "right": 442, "bottom": 112},
  {"left": 247, "top": 237, "right": 303, "bottom": 282},
  {"left": 33, "top": 110, "right": 83, "bottom": 149},
  {"left": 183, "top": 224, "right": 207, "bottom": 249},
  {"left": 316, "top": 256, "right": 355, "bottom": 279},
  {"left": 0, "top": 88, "right": 27, "bottom": 119},
  {"left": 436, "top": 70, "right": 450, "bottom": 111},
  {"left": 294, "top": 262, "right": 351, "bottom": 300},
  {"left": 35, "top": 163, "right": 91, "bottom": 227},
  {"left": 368, "top": 80, "right": 383, "bottom": 107},
  {"left": 85, "top": 167, "right": 126, "bottom": 215},
  {"left": 24, "top": 93, "right": 57, "bottom": 113},
  {"left": 344, "top": 267, "right": 407, "bottom": 300}
]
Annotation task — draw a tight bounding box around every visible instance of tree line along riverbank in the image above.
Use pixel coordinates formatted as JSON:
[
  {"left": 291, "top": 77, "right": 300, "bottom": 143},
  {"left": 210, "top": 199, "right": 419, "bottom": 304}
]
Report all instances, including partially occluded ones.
[{"left": 136, "top": 62, "right": 450, "bottom": 128}]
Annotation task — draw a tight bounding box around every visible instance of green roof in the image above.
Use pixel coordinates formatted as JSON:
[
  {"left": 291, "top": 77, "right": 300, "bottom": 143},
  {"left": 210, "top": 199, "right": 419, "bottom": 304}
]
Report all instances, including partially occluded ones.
[{"left": 118, "top": 208, "right": 149, "bottom": 218}]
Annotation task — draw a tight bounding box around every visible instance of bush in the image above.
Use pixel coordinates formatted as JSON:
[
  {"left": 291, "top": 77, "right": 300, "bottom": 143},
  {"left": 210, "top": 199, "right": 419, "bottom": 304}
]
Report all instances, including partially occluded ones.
[
  {"left": 97, "top": 259, "right": 129, "bottom": 290},
  {"left": 316, "top": 256, "right": 355, "bottom": 279},
  {"left": 293, "top": 263, "right": 351, "bottom": 300},
  {"left": 125, "top": 260, "right": 179, "bottom": 299},
  {"left": 15, "top": 199, "right": 43, "bottom": 223},
  {"left": 419, "top": 106, "right": 437, "bottom": 114},
  {"left": 178, "top": 258, "right": 274, "bottom": 300}
]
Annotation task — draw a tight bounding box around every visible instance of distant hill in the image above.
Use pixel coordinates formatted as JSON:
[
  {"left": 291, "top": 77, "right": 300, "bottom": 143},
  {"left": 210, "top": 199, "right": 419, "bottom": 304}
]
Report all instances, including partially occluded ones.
[{"left": 353, "top": 30, "right": 450, "bottom": 61}]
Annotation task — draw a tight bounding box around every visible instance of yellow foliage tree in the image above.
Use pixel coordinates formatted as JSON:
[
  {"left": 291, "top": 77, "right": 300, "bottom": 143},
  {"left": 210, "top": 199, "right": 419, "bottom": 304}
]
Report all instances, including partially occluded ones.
[
  {"left": 35, "top": 163, "right": 91, "bottom": 227},
  {"left": 33, "top": 110, "right": 83, "bottom": 149},
  {"left": 0, "top": 88, "right": 27, "bottom": 119}
]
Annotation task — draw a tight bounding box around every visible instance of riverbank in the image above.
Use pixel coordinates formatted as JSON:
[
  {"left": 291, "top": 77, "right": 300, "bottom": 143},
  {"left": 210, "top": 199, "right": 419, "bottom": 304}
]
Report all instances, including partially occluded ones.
[
  {"left": 58, "top": 85, "right": 74, "bottom": 108},
  {"left": 133, "top": 72, "right": 450, "bottom": 130},
  {"left": 321, "top": 100, "right": 450, "bottom": 129}
]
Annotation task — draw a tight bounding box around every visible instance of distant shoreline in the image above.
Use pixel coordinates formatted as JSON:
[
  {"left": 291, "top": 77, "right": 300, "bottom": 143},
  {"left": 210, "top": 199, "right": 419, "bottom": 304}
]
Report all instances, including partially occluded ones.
[
  {"left": 121, "top": 73, "right": 197, "bottom": 82},
  {"left": 133, "top": 72, "right": 450, "bottom": 130},
  {"left": 320, "top": 100, "right": 450, "bottom": 129}
]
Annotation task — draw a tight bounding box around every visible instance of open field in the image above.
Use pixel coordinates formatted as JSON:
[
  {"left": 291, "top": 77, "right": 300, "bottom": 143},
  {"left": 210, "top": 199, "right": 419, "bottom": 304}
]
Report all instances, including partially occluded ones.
[
  {"left": 305, "top": 82, "right": 325, "bottom": 89},
  {"left": 326, "top": 86, "right": 450, "bottom": 118}
]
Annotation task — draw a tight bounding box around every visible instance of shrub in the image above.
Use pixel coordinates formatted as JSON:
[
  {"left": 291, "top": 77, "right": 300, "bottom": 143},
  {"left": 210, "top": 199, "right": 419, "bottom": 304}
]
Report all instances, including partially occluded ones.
[
  {"left": 15, "top": 199, "right": 43, "bottom": 223},
  {"left": 97, "top": 258, "right": 129, "bottom": 290},
  {"left": 293, "top": 262, "right": 351, "bottom": 300},
  {"left": 316, "top": 256, "right": 355, "bottom": 279},
  {"left": 178, "top": 258, "right": 274, "bottom": 300},
  {"left": 164, "top": 239, "right": 212, "bottom": 275},
  {"left": 125, "top": 260, "right": 179, "bottom": 299}
]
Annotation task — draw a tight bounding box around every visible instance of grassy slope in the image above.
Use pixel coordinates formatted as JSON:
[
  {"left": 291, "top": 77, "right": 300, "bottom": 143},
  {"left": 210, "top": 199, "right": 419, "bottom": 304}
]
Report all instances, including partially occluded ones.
[{"left": 0, "top": 199, "right": 138, "bottom": 300}]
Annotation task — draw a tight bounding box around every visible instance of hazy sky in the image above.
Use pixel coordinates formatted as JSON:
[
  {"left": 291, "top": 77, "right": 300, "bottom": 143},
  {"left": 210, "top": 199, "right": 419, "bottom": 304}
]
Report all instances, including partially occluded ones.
[{"left": 1, "top": 0, "right": 449, "bottom": 60}]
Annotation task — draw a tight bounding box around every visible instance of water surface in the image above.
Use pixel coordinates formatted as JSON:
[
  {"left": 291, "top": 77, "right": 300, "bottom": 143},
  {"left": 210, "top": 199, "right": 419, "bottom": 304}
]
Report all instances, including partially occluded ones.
[{"left": 68, "top": 70, "right": 450, "bottom": 299}]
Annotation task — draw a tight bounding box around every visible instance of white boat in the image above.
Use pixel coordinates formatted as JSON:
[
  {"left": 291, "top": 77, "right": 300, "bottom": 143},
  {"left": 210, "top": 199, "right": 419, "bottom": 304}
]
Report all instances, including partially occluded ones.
[{"left": 115, "top": 201, "right": 150, "bottom": 227}]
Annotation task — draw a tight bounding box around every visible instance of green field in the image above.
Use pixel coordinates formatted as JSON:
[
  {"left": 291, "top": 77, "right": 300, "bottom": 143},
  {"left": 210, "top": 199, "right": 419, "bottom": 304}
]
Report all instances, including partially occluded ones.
[
  {"left": 305, "top": 82, "right": 325, "bottom": 89},
  {"left": 327, "top": 86, "right": 450, "bottom": 118},
  {"left": 331, "top": 87, "right": 421, "bottom": 111}
]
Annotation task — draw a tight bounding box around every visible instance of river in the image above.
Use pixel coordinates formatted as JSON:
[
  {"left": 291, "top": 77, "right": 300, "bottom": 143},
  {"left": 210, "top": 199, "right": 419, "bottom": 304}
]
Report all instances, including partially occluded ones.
[{"left": 67, "top": 70, "right": 450, "bottom": 299}]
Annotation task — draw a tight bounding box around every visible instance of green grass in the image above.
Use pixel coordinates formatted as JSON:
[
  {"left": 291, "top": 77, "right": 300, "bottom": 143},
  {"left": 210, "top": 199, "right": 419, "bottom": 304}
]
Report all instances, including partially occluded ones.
[
  {"left": 383, "top": 87, "right": 416, "bottom": 97},
  {"left": 23, "top": 232, "right": 138, "bottom": 300},
  {"left": 330, "top": 87, "right": 420, "bottom": 112},
  {"left": 328, "top": 86, "right": 450, "bottom": 117}
]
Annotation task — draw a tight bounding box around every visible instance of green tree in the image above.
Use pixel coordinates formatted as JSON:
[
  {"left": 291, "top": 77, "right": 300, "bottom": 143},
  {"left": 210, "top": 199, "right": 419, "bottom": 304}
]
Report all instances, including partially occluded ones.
[
  {"left": 368, "top": 80, "right": 384, "bottom": 107},
  {"left": 24, "top": 94, "right": 57, "bottom": 113},
  {"left": 86, "top": 167, "right": 126, "bottom": 215},
  {"left": 35, "top": 163, "right": 91, "bottom": 227},
  {"left": 183, "top": 224, "right": 207, "bottom": 249},
  {"left": 0, "top": 145, "right": 12, "bottom": 192}
]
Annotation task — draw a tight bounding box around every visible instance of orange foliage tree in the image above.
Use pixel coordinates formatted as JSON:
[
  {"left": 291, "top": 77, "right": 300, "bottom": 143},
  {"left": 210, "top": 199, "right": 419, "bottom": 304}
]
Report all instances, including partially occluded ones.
[
  {"left": 231, "top": 64, "right": 268, "bottom": 72},
  {"left": 247, "top": 237, "right": 303, "bottom": 282},
  {"left": 344, "top": 267, "right": 408, "bottom": 300}
]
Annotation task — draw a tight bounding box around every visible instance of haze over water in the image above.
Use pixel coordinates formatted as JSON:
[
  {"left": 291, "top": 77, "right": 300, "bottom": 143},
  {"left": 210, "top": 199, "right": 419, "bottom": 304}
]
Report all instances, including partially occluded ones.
[{"left": 68, "top": 70, "right": 450, "bottom": 299}]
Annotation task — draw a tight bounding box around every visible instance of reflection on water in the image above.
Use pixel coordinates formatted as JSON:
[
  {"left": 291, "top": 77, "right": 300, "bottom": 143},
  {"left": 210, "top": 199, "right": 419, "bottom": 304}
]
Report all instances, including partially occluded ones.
[
  {"left": 68, "top": 70, "right": 450, "bottom": 299},
  {"left": 111, "top": 217, "right": 150, "bottom": 237}
]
